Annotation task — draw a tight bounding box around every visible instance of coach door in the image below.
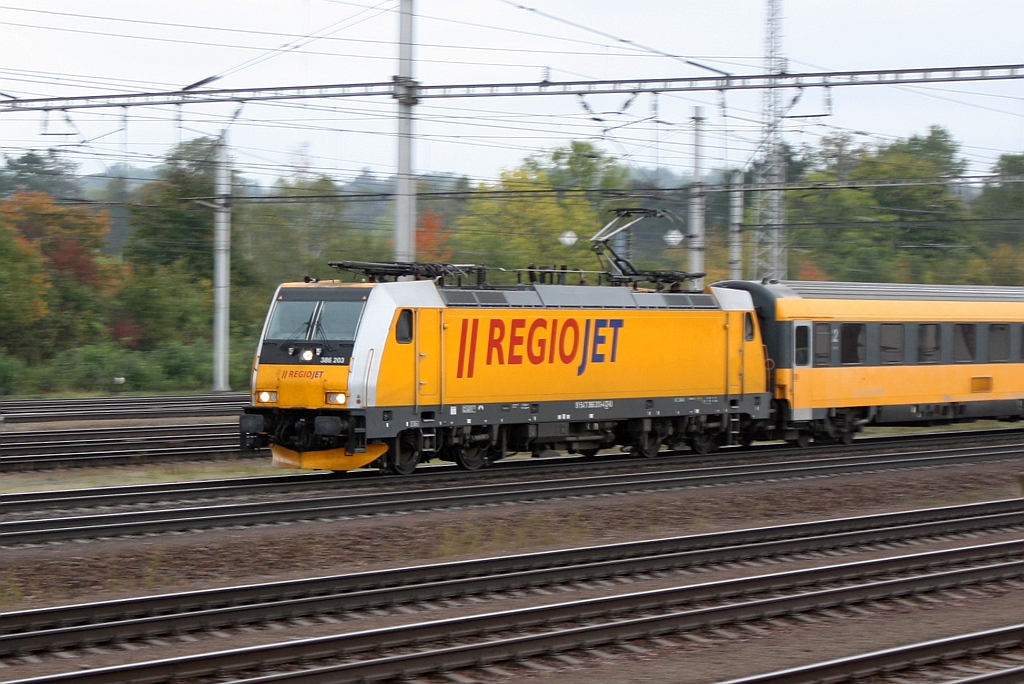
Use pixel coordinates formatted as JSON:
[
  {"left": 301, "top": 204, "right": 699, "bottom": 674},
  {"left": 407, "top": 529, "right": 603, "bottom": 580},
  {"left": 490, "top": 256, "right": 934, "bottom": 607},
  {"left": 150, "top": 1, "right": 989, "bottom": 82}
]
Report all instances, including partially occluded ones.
[
  {"left": 791, "top": 321, "right": 813, "bottom": 420},
  {"left": 415, "top": 308, "right": 441, "bottom": 405}
]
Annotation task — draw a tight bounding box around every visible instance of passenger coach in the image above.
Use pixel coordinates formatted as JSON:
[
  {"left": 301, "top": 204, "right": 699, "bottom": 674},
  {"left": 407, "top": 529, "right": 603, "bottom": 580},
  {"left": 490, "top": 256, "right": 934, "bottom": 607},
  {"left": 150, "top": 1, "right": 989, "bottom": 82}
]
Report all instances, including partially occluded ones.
[{"left": 717, "top": 280, "right": 1024, "bottom": 446}]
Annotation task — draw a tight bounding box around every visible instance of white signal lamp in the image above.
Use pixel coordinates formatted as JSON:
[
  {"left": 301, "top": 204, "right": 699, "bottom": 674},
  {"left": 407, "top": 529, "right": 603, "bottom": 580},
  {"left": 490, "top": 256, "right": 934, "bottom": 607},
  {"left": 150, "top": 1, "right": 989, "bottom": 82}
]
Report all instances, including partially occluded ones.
[{"left": 663, "top": 229, "right": 685, "bottom": 247}]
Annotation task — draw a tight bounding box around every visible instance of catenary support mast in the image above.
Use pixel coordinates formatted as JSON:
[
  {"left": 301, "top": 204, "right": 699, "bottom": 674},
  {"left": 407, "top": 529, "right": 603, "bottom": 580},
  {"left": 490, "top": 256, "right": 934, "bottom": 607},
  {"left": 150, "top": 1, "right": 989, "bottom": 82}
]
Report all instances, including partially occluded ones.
[
  {"left": 394, "top": 0, "right": 417, "bottom": 262},
  {"left": 729, "top": 171, "right": 744, "bottom": 279},
  {"left": 688, "top": 106, "right": 705, "bottom": 289},
  {"left": 213, "top": 134, "right": 231, "bottom": 392},
  {"left": 753, "top": 0, "right": 786, "bottom": 280}
]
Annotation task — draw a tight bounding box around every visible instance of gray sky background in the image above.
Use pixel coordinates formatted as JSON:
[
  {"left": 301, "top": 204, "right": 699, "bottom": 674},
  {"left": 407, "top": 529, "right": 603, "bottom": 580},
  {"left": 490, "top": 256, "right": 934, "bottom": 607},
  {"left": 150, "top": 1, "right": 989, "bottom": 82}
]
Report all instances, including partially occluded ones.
[{"left": 2, "top": 0, "right": 1022, "bottom": 186}]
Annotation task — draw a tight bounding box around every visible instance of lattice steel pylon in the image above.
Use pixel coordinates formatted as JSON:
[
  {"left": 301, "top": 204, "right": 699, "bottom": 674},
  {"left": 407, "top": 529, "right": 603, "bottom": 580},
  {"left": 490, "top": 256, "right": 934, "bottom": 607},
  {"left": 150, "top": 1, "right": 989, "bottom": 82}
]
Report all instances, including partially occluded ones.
[{"left": 752, "top": 0, "right": 787, "bottom": 280}]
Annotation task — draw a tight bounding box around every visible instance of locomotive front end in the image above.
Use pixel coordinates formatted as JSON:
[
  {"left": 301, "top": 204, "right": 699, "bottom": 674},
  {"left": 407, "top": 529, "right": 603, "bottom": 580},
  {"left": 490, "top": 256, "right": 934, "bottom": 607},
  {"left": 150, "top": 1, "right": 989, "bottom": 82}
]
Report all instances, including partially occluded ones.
[{"left": 241, "top": 282, "right": 386, "bottom": 470}]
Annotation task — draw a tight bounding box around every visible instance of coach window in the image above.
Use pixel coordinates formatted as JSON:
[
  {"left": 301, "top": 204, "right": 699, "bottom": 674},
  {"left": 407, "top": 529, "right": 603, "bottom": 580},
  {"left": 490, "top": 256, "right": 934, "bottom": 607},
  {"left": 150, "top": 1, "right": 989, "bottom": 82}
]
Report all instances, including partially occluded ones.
[
  {"left": 880, "top": 323, "right": 905, "bottom": 364},
  {"left": 814, "top": 323, "right": 831, "bottom": 366},
  {"left": 840, "top": 323, "right": 866, "bottom": 365},
  {"left": 396, "top": 309, "right": 413, "bottom": 344},
  {"left": 744, "top": 312, "right": 755, "bottom": 341},
  {"left": 954, "top": 323, "right": 976, "bottom": 362},
  {"left": 918, "top": 324, "right": 941, "bottom": 363},
  {"left": 990, "top": 324, "right": 1010, "bottom": 362},
  {"left": 794, "top": 325, "right": 810, "bottom": 366}
]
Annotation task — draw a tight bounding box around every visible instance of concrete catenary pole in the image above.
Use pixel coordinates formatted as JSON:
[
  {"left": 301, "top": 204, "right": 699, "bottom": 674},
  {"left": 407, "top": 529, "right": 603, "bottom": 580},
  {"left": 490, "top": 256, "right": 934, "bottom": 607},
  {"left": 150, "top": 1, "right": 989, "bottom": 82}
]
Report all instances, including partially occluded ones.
[
  {"left": 688, "top": 106, "right": 705, "bottom": 290},
  {"left": 212, "top": 134, "right": 231, "bottom": 392},
  {"left": 394, "top": 0, "right": 417, "bottom": 262},
  {"left": 729, "top": 170, "right": 744, "bottom": 279}
]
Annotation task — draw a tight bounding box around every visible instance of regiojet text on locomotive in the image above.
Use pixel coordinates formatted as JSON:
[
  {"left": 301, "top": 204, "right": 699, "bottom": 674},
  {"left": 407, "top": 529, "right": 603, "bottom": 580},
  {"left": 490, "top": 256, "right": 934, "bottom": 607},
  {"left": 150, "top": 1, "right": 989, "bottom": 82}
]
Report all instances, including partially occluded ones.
[{"left": 456, "top": 317, "right": 625, "bottom": 378}]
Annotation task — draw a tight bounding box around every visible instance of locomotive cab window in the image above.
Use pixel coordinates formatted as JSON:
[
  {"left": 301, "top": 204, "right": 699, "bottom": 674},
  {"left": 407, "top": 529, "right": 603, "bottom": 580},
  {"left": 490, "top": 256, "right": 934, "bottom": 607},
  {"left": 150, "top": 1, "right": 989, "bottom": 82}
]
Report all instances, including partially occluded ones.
[
  {"left": 266, "top": 300, "right": 318, "bottom": 340},
  {"left": 814, "top": 323, "right": 831, "bottom": 366},
  {"left": 954, "top": 324, "right": 976, "bottom": 362},
  {"left": 794, "top": 325, "right": 810, "bottom": 367},
  {"left": 990, "top": 324, "right": 1010, "bottom": 362},
  {"left": 918, "top": 324, "right": 941, "bottom": 363},
  {"left": 880, "top": 324, "right": 904, "bottom": 364},
  {"left": 317, "top": 301, "right": 366, "bottom": 342},
  {"left": 840, "top": 323, "right": 866, "bottom": 365},
  {"left": 396, "top": 309, "right": 413, "bottom": 344},
  {"left": 744, "top": 312, "right": 755, "bottom": 341}
]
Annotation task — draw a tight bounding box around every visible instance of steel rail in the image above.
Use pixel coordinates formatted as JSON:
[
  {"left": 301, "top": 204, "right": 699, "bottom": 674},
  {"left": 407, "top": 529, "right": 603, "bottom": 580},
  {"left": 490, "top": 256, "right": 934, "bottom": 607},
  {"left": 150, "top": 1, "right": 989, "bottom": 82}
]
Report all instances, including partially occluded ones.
[
  {"left": 0, "top": 393, "right": 249, "bottom": 424},
  {"left": 0, "top": 531, "right": 1019, "bottom": 658},
  {"left": 1, "top": 424, "right": 246, "bottom": 471},
  {"left": 4, "top": 498, "right": 1022, "bottom": 630},
  {"left": 7, "top": 426, "right": 1023, "bottom": 507},
  {"left": 2, "top": 423, "right": 238, "bottom": 448},
  {"left": 7, "top": 550, "right": 1023, "bottom": 683},
  {"left": 4, "top": 443, "right": 1024, "bottom": 545},
  {"left": 718, "top": 625, "right": 1024, "bottom": 684}
]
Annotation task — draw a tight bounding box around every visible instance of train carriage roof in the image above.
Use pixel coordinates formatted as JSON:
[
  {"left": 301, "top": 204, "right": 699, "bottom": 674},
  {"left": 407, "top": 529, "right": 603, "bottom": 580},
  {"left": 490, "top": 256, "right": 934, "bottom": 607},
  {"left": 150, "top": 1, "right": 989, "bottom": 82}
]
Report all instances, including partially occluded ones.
[
  {"left": 715, "top": 279, "right": 1024, "bottom": 324},
  {"left": 771, "top": 280, "right": 1024, "bottom": 302}
]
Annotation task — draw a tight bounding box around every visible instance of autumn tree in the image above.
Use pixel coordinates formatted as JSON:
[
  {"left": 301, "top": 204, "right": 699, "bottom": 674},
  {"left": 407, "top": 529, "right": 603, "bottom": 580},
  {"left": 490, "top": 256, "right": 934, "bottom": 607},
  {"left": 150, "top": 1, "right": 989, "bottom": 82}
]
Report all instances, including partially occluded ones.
[
  {"left": 0, "top": 191, "right": 115, "bottom": 358},
  {"left": 453, "top": 143, "right": 629, "bottom": 274},
  {"left": 0, "top": 214, "right": 50, "bottom": 357},
  {"left": 416, "top": 207, "right": 453, "bottom": 262}
]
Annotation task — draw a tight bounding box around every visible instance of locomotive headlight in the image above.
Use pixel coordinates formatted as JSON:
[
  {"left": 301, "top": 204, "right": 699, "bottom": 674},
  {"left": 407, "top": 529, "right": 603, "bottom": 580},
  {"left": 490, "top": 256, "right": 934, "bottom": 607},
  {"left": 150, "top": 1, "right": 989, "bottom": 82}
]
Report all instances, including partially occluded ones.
[
  {"left": 300, "top": 349, "right": 315, "bottom": 362},
  {"left": 326, "top": 392, "right": 347, "bottom": 405},
  {"left": 257, "top": 391, "right": 278, "bottom": 403}
]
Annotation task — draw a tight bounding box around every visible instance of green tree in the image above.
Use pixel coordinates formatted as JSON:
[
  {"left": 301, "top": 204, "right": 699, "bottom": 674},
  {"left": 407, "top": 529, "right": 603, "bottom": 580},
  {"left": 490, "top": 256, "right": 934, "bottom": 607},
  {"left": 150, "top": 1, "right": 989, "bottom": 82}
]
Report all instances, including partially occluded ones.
[
  {"left": 0, "top": 150, "right": 80, "bottom": 198},
  {"left": 786, "top": 126, "right": 971, "bottom": 283},
  {"left": 114, "top": 263, "right": 212, "bottom": 350},
  {"left": 454, "top": 168, "right": 600, "bottom": 273},
  {"left": 453, "top": 142, "right": 631, "bottom": 274},
  {"left": 125, "top": 137, "right": 218, "bottom": 277}
]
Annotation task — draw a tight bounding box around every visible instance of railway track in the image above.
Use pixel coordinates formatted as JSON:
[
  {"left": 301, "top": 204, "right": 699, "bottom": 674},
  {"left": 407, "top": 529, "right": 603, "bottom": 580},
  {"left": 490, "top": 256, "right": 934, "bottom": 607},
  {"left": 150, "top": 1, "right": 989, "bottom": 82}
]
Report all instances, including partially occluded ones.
[
  {"left": 2, "top": 499, "right": 1022, "bottom": 659},
  {"left": 723, "top": 624, "right": 1024, "bottom": 684},
  {"left": 8, "top": 429, "right": 1024, "bottom": 512},
  {"left": 0, "top": 422, "right": 257, "bottom": 471},
  {"left": 3, "top": 417, "right": 1022, "bottom": 472},
  {"left": 4, "top": 442, "right": 1023, "bottom": 545},
  {"left": 5, "top": 527, "right": 1023, "bottom": 683},
  {"left": 0, "top": 393, "right": 248, "bottom": 424}
]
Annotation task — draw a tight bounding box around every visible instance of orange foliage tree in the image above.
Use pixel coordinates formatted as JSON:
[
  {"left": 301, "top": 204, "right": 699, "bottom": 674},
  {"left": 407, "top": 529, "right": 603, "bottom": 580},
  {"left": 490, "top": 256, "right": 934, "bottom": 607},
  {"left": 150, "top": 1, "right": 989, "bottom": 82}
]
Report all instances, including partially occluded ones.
[
  {"left": 0, "top": 192, "right": 117, "bottom": 357},
  {"left": 416, "top": 207, "right": 453, "bottom": 262}
]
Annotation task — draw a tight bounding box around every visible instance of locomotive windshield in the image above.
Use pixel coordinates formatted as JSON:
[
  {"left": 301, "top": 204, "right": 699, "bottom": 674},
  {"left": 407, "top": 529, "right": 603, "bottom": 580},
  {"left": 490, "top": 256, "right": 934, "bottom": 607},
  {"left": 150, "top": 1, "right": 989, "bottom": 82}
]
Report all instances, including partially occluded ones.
[{"left": 265, "top": 289, "right": 368, "bottom": 342}]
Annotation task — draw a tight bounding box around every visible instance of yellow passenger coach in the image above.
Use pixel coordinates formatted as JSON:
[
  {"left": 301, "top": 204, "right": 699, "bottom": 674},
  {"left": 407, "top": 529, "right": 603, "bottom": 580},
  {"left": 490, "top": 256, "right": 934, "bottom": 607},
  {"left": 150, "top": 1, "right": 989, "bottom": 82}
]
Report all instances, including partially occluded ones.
[{"left": 716, "top": 279, "right": 1024, "bottom": 446}]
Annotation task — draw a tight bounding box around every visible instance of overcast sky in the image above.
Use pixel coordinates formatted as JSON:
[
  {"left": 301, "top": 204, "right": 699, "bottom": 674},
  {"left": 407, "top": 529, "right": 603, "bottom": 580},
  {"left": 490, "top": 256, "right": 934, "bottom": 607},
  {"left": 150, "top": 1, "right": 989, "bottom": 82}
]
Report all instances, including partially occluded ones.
[{"left": 2, "top": 0, "right": 1022, "bottom": 185}]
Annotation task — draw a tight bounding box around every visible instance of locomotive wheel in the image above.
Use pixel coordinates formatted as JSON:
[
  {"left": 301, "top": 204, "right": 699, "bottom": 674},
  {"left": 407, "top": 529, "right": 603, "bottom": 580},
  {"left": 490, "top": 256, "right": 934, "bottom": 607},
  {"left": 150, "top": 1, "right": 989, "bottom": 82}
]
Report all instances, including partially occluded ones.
[
  {"left": 389, "top": 435, "right": 420, "bottom": 475},
  {"left": 631, "top": 432, "right": 660, "bottom": 458},
  {"left": 578, "top": 447, "right": 601, "bottom": 458},
  {"left": 839, "top": 430, "right": 855, "bottom": 445},
  {"left": 455, "top": 445, "right": 488, "bottom": 471},
  {"left": 689, "top": 433, "right": 718, "bottom": 455}
]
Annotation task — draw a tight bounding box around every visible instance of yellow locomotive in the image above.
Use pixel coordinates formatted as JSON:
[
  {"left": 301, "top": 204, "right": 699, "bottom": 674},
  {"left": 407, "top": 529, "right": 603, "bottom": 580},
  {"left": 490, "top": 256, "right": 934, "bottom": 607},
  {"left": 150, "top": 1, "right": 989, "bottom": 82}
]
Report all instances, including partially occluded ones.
[
  {"left": 239, "top": 268, "right": 772, "bottom": 473},
  {"left": 240, "top": 209, "right": 1024, "bottom": 473}
]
